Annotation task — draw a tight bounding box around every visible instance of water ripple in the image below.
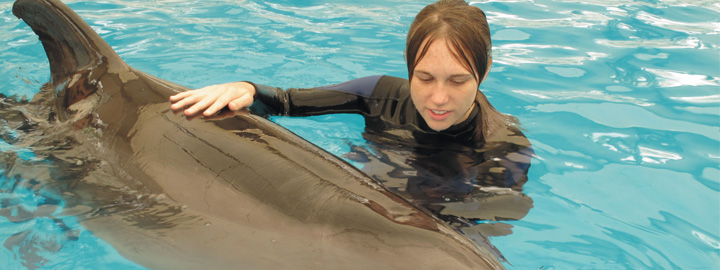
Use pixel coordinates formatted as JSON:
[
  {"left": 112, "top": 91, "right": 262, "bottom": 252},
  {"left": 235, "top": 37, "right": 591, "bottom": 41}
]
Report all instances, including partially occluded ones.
[
  {"left": 513, "top": 89, "right": 654, "bottom": 106},
  {"left": 595, "top": 37, "right": 707, "bottom": 49},
  {"left": 636, "top": 10, "right": 720, "bottom": 35},
  {"left": 644, "top": 68, "right": 720, "bottom": 88},
  {"left": 530, "top": 102, "right": 718, "bottom": 141},
  {"left": 670, "top": 94, "right": 720, "bottom": 104}
]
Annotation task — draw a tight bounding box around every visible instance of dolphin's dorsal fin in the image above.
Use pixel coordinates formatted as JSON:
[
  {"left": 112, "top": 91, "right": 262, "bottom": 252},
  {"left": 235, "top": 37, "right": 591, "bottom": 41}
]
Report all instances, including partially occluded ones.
[{"left": 13, "top": 0, "right": 127, "bottom": 85}]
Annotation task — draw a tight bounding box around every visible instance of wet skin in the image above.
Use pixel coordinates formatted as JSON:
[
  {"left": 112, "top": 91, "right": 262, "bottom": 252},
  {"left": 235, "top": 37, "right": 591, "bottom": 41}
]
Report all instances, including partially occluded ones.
[{"left": 410, "top": 38, "right": 484, "bottom": 132}]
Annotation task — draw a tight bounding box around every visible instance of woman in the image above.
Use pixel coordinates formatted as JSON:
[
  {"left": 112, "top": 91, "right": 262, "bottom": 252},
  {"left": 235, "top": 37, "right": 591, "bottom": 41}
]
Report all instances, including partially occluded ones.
[{"left": 171, "top": 0, "right": 532, "bottom": 235}]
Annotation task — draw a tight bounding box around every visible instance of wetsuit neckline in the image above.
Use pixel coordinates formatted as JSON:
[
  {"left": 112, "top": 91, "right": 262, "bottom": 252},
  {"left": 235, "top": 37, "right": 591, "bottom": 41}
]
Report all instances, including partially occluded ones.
[{"left": 416, "top": 103, "right": 480, "bottom": 144}]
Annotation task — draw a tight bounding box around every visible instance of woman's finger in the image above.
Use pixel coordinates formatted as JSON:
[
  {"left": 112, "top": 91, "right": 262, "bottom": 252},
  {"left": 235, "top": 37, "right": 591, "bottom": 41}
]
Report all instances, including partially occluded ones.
[
  {"left": 204, "top": 89, "right": 237, "bottom": 116},
  {"left": 185, "top": 91, "right": 221, "bottom": 116},
  {"left": 170, "top": 91, "right": 205, "bottom": 111},
  {"left": 169, "top": 90, "right": 195, "bottom": 102}
]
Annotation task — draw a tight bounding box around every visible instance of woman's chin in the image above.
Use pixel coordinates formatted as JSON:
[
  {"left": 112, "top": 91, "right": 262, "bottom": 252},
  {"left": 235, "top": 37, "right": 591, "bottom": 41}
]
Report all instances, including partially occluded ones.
[{"left": 426, "top": 121, "right": 451, "bottom": 132}]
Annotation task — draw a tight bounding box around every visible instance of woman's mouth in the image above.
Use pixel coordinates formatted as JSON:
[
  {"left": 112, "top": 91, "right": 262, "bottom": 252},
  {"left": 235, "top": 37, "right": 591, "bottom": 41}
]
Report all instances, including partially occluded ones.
[{"left": 428, "top": 109, "right": 451, "bottom": 121}]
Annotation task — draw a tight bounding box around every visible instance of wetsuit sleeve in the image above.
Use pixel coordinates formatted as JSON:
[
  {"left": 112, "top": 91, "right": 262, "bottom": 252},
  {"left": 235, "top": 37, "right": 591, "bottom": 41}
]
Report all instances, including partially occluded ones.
[{"left": 246, "top": 75, "right": 384, "bottom": 117}]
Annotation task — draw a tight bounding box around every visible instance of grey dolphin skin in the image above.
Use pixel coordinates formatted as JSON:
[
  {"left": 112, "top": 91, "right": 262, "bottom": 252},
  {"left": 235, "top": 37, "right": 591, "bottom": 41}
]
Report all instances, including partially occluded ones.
[{"left": 5, "top": 0, "right": 505, "bottom": 269}]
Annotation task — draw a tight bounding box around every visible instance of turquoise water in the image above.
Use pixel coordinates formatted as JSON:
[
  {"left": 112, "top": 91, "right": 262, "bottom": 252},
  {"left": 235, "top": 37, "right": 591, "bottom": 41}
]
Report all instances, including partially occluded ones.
[{"left": 1, "top": 0, "right": 718, "bottom": 269}]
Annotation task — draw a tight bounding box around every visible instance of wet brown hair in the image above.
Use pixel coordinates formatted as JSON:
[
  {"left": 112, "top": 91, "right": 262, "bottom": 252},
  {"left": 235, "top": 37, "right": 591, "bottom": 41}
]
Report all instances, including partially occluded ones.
[{"left": 406, "top": 0, "right": 518, "bottom": 142}]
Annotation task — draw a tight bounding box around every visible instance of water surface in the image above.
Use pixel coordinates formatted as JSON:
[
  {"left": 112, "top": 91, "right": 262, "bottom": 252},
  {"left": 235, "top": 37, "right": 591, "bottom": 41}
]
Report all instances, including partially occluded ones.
[{"left": 1, "top": 0, "right": 718, "bottom": 269}]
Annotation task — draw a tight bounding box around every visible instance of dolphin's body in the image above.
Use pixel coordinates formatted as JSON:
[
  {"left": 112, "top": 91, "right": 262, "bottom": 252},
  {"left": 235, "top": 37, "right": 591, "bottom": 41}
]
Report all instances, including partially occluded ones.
[{"left": 3, "top": 0, "right": 504, "bottom": 269}]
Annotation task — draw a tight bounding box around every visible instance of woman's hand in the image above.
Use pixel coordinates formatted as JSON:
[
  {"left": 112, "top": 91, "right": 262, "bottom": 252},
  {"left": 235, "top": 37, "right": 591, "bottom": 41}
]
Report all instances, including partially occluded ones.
[{"left": 169, "top": 82, "right": 256, "bottom": 117}]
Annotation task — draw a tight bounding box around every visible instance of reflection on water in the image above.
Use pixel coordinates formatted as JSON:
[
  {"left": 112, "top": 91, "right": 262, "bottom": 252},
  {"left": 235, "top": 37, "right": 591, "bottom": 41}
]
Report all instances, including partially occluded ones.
[
  {"left": 1, "top": 0, "right": 719, "bottom": 269},
  {"left": 0, "top": 170, "right": 146, "bottom": 269}
]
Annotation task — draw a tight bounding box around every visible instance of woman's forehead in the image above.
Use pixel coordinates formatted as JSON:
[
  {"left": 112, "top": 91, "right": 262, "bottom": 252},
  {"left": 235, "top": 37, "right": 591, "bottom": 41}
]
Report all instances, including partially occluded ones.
[{"left": 415, "top": 37, "right": 477, "bottom": 76}]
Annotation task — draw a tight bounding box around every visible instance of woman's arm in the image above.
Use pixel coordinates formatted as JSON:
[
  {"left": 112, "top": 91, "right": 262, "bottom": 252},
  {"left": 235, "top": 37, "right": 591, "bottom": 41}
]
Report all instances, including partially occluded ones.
[{"left": 169, "top": 76, "right": 385, "bottom": 117}]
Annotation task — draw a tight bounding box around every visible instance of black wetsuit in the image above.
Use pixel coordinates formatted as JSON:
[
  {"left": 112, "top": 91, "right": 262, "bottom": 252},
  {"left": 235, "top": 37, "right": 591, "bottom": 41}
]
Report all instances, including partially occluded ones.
[
  {"left": 249, "top": 75, "right": 491, "bottom": 145},
  {"left": 248, "top": 75, "right": 533, "bottom": 228}
]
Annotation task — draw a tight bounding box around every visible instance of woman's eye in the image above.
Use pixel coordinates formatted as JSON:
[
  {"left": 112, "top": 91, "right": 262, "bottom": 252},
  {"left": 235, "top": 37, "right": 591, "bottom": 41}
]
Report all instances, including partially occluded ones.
[
  {"left": 417, "top": 76, "right": 433, "bottom": 82},
  {"left": 451, "top": 80, "right": 468, "bottom": 85}
]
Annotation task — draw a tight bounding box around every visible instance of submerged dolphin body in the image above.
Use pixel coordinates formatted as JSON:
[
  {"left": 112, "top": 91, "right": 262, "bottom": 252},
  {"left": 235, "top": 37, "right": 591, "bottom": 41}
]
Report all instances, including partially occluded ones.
[{"left": 5, "top": 0, "right": 504, "bottom": 269}]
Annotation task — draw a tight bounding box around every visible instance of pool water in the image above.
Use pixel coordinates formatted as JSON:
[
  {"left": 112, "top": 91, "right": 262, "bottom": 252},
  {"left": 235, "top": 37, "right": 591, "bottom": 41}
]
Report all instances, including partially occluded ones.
[{"left": 1, "top": 0, "right": 718, "bottom": 269}]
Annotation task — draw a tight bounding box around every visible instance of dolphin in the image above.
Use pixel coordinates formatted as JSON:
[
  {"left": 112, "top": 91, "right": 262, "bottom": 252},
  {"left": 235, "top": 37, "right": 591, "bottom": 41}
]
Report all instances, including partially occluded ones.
[{"left": 4, "top": 0, "right": 505, "bottom": 269}]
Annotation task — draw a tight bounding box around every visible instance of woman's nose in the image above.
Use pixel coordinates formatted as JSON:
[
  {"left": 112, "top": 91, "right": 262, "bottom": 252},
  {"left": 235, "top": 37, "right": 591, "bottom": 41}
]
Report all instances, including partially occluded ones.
[{"left": 430, "top": 84, "right": 449, "bottom": 105}]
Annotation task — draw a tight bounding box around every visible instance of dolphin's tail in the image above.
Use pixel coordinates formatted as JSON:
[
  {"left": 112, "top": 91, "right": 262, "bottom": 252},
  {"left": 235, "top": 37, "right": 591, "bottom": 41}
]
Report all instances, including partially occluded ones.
[{"left": 13, "top": 0, "right": 126, "bottom": 85}]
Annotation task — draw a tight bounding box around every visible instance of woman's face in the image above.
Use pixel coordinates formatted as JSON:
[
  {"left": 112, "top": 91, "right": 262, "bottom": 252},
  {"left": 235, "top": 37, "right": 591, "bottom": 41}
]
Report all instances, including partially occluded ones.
[{"left": 410, "top": 38, "right": 480, "bottom": 132}]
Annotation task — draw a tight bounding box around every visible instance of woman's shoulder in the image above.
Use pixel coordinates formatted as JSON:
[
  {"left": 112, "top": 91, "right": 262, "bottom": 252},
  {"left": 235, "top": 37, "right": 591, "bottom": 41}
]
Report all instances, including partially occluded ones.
[
  {"left": 371, "top": 75, "right": 411, "bottom": 100},
  {"left": 376, "top": 75, "right": 409, "bottom": 89}
]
